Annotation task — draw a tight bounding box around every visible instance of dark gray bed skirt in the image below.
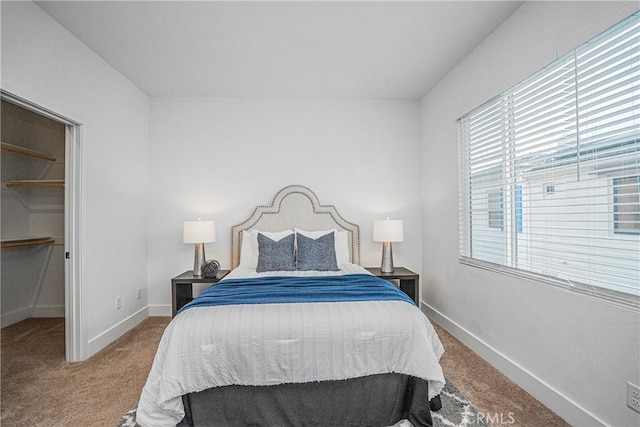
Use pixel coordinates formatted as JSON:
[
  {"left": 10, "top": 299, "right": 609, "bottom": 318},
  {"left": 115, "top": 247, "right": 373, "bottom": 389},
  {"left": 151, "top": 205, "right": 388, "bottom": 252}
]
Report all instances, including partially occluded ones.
[{"left": 179, "top": 373, "right": 441, "bottom": 427}]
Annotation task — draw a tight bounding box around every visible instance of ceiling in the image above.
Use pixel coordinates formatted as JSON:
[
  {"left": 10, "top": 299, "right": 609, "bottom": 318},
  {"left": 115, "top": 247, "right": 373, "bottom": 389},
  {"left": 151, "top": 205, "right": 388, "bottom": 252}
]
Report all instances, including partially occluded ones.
[{"left": 36, "top": 1, "right": 522, "bottom": 100}]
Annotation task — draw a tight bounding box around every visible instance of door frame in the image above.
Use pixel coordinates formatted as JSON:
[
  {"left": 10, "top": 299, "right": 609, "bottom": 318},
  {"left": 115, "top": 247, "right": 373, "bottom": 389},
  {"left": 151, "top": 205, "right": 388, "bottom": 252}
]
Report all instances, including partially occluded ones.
[{"left": 1, "top": 90, "right": 85, "bottom": 361}]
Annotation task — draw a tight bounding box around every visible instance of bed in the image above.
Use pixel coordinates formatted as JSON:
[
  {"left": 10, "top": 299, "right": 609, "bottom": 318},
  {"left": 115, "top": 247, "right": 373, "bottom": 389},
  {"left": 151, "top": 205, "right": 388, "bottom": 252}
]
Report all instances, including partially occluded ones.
[{"left": 137, "top": 185, "right": 446, "bottom": 427}]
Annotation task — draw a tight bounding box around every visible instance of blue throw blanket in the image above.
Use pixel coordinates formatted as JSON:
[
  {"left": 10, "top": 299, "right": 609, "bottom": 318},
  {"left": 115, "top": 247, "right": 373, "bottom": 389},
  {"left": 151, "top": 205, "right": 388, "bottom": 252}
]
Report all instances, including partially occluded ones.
[{"left": 179, "top": 274, "right": 415, "bottom": 313}]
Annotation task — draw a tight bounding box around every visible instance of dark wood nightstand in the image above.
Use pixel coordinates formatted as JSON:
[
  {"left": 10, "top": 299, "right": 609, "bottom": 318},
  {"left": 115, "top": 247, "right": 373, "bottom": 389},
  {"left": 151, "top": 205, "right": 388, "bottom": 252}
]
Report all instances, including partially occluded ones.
[
  {"left": 171, "top": 269, "right": 230, "bottom": 317},
  {"left": 365, "top": 267, "right": 419, "bottom": 305}
]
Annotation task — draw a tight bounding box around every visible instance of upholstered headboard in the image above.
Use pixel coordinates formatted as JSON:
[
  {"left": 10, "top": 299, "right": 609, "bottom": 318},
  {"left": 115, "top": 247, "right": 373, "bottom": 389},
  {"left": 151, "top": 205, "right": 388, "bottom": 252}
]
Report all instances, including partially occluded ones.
[{"left": 231, "top": 185, "right": 360, "bottom": 268}]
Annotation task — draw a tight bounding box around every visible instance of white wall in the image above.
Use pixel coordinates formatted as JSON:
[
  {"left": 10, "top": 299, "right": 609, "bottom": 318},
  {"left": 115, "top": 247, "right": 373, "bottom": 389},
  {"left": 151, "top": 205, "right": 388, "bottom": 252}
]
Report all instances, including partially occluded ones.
[
  {"left": 147, "top": 97, "right": 422, "bottom": 313},
  {"left": 421, "top": 2, "right": 639, "bottom": 427},
  {"left": 1, "top": 1, "right": 150, "bottom": 358}
]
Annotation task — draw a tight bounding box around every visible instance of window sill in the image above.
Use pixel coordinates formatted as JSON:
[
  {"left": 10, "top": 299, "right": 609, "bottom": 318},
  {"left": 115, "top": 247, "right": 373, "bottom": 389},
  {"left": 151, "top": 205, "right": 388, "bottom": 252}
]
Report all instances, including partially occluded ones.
[{"left": 459, "top": 256, "right": 640, "bottom": 312}]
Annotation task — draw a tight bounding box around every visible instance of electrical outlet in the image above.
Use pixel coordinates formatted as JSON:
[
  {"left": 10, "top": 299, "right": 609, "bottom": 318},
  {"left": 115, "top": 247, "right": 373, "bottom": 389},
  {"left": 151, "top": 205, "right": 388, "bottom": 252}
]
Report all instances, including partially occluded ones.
[
  {"left": 116, "top": 296, "right": 122, "bottom": 310},
  {"left": 136, "top": 287, "right": 141, "bottom": 300},
  {"left": 628, "top": 382, "right": 640, "bottom": 413}
]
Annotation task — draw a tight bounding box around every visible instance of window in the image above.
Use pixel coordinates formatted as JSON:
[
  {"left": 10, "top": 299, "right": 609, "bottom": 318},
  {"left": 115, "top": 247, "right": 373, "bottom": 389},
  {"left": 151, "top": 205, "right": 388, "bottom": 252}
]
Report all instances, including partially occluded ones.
[
  {"left": 614, "top": 176, "right": 640, "bottom": 235},
  {"left": 543, "top": 183, "right": 555, "bottom": 196},
  {"left": 487, "top": 190, "right": 504, "bottom": 229},
  {"left": 458, "top": 12, "right": 640, "bottom": 306},
  {"left": 486, "top": 187, "right": 522, "bottom": 232}
]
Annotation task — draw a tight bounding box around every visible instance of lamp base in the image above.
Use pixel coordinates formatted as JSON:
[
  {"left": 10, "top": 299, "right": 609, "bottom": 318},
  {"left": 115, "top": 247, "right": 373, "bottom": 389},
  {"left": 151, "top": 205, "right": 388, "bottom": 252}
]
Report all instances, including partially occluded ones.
[
  {"left": 193, "top": 243, "right": 206, "bottom": 276},
  {"left": 380, "top": 241, "right": 394, "bottom": 273}
]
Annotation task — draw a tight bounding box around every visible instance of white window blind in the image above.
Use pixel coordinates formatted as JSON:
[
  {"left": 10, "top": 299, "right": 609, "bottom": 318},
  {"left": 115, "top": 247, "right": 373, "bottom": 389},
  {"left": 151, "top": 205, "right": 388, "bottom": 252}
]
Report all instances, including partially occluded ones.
[{"left": 458, "top": 12, "right": 639, "bottom": 308}]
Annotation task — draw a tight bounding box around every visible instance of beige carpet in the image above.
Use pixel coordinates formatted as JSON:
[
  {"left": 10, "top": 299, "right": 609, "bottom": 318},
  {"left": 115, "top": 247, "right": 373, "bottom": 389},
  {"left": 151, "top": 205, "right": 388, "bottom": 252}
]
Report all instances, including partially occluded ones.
[
  {"left": 1, "top": 316, "right": 568, "bottom": 426},
  {"left": 432, "top": 323, "right": 569, "bottom": 427},
  {"left": 1, "top": 317, "right": 167, "bottom": 426}
]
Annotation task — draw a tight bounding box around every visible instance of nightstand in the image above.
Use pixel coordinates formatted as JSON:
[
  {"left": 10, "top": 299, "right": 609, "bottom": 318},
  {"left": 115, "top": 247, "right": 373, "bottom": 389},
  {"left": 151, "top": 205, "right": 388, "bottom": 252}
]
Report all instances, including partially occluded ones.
[
  {"left": 171, "top": 269, "right": 230, "bottom": 317},
  {"left": 365, "top": 267, "right": 419, "bottom": 305}
]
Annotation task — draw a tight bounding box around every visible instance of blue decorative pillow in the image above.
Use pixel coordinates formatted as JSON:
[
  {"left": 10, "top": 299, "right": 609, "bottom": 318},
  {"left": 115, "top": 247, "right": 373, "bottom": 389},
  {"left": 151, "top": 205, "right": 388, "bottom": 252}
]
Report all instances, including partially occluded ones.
[
  {"left": 296, "top": 232, "right": 339, "bottom": 271},
  {"left": 256, "top": 233, "right": 296, "bottom": 272}
]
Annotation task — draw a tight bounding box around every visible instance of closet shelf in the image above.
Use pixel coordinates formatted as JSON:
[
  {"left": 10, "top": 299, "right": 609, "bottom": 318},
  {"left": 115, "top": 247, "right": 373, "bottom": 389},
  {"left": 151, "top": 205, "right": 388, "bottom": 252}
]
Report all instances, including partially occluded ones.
[
  {"left": 1, "top": 142, "right": 57, "bottom": 162},
  {"left": 5, "top": 180, "right": 64, "bottom": 189},
  {"left": 1, "top": 237, "right": 55, "bottom": 249}
]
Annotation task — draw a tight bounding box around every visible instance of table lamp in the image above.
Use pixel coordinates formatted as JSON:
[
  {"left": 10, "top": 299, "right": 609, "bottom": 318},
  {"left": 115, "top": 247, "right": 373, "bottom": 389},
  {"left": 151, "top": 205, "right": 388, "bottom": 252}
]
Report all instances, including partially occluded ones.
[
  {"left": 183, "top": 219, "right": 216, "bottom": 276},
  {"left": 373, "top": 218, "right": 404, "bottom": 273}
]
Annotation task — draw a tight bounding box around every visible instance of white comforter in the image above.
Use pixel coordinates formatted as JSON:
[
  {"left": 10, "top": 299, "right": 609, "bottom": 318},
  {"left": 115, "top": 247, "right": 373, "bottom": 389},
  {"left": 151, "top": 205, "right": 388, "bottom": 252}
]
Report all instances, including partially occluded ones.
[{"left": 137, "top": 265, "right": 445, "bottom": 427}]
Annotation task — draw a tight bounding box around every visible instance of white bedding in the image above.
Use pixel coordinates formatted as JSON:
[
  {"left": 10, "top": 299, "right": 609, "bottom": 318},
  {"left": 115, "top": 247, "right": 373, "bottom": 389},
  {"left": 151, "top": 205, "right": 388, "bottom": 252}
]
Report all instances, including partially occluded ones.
[{"left": 136, "top": 265, "right": 445, "bottom": 427}]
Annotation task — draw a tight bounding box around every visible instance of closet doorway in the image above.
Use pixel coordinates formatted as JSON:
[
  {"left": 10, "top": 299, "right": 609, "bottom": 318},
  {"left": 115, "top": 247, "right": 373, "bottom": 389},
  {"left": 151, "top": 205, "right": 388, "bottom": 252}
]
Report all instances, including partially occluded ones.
[{"left": 1, "top": 91, "right": 83, "bottom": 362}]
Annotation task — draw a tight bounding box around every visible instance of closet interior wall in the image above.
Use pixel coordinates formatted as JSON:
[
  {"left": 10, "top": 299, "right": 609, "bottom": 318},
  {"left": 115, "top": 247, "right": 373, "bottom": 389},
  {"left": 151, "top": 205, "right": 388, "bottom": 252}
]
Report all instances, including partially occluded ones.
[{"left": 1, "top": 100, "right": 66, "bottom": 326}]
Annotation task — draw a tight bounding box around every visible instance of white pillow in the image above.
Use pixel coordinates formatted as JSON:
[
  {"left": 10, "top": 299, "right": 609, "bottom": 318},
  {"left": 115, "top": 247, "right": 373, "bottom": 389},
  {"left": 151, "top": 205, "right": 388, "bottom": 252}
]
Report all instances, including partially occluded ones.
[
  {"left": 240, "top": 229, "right": 294, "bottom": 269},
  {"left": 294, "top": 228, "right": 350, "bottom": 265}
]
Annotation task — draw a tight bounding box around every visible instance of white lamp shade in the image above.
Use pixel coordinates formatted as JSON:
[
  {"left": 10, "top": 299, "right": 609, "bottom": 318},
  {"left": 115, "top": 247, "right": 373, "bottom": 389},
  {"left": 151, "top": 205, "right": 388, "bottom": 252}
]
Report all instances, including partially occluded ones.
[
  {"left": 373, "top": 219, "right": 404, "bottom": 242},
  {"left": 183, "top": 220, "right": 216, "bottom": 243}
]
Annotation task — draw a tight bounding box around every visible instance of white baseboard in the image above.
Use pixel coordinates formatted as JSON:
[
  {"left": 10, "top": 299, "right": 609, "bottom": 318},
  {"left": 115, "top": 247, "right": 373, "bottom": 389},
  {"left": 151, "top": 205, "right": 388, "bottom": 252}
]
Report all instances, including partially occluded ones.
[
  {"left": 87, "top": 306, "right": 148, "bottom": 358},
  {"left": 1, "top": 304, "right": 64, "bottom": 327},
  {"left": 1, "top": 307, "right": 31, "bottom": 328},
  {"left": 148, "top": 304, "right": 171, "bottom": 317},
  {"left": 421, "top": 303, "right": 606, "bottom": 427},
  {"left": 31, "top": 304, "right": 65, "bottom": 318}
]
